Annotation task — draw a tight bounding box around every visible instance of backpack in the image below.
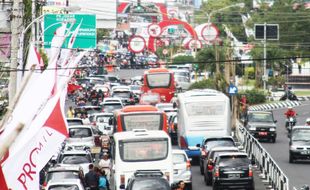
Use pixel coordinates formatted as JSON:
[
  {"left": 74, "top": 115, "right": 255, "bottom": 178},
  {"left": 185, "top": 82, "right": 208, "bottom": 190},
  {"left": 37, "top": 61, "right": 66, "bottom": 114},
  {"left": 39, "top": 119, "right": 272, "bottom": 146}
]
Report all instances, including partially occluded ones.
[{"left": 99, "top": 176, "right": 107, "bottom": 188}]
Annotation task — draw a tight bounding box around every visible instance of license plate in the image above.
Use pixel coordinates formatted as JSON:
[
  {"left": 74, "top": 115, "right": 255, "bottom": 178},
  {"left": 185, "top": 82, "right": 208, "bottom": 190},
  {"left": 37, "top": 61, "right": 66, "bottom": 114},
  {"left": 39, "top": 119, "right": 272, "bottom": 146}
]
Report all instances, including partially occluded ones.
[
  {"left": 301, "top": 151, "right": 310, "bottom": 155},
  {"left": 91, "top": 147, "right": 101, "bottom": 154},
  {"left": 228, "top": 173, "right": 240, "bottom": 178},
  {"left": 259, "top": 132, "right": 268, "bottom": 136}
]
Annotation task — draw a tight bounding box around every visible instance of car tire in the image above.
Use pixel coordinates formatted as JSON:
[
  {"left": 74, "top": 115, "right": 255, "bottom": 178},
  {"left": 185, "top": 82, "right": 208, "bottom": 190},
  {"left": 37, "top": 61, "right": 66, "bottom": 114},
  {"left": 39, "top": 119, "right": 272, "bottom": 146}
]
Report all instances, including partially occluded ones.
[
  {"left": 186, "top": 183, "right": 192, "bottom": 190},
  {"left": 289, "top": 153, "right": 294, "bottom": 163},
  {"left": 271, "top": 137, "right": 276, "bottom": 143}
]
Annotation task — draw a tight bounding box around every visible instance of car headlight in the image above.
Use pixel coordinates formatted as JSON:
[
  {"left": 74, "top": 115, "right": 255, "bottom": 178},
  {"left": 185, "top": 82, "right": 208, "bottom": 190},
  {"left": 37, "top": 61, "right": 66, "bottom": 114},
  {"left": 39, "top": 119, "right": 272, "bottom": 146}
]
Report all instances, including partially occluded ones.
[
  {"left": 269, "top": 128, "right": 276, "bottom": 131},
  {"left": 290, "top": 145, "right": 298, "bottom": 151},
  {"left": 249, "top": 126, "right": 256, "bottom": 131}
]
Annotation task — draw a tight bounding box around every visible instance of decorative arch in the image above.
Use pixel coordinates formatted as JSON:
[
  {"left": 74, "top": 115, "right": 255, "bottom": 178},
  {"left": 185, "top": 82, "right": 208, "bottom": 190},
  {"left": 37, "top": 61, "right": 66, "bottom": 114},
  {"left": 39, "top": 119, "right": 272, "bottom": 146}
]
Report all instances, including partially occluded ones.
[
  {"left": 148, "top": 18, "right": 197, "bottom": 52},
  {"left": 117, "top": 3, "right": 168, "bottom": 20}
]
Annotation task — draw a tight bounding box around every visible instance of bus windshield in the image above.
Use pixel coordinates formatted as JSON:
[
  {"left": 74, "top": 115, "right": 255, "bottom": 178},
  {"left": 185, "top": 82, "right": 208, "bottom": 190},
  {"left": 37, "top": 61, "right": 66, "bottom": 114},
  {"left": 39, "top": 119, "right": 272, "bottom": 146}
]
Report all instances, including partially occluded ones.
[
  {"left": 122, "top": 114, "right": 162, "bottom": 131},
  {"left": 185, "top": 101, "right": 225, "bottom": 116},
  {"left": 119, "top": 138, "right": 168, "bottom": 162},
  {"left": 146, "top": 73, "right": 171, "bottom": 88}
]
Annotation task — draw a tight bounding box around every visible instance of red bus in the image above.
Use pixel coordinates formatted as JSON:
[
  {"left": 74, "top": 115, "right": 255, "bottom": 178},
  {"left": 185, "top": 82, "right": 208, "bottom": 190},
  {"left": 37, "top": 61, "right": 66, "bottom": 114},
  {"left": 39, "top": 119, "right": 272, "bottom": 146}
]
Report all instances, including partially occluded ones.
[
  {"left": 112, "top": 105, "right": 168, "bottom": 133},
  {"left": 141, "top": 68, "right": 176, "bottom": 103}
]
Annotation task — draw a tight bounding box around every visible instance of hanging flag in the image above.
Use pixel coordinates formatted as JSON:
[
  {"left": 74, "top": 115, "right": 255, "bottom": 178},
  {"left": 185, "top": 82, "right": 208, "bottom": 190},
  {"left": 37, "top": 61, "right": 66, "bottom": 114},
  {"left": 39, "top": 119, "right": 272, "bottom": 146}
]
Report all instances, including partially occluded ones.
[{"left": 0, "top": 51, "right": 86, "bottom": 190}]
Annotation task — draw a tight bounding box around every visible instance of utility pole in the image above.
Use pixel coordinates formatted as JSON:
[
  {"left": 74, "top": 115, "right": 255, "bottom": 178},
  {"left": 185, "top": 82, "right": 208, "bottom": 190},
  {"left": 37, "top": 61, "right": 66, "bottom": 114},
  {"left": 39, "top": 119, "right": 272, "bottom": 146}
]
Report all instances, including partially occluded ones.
[{"left": 9, "top": 0, "right": 23, "bottom": 106}]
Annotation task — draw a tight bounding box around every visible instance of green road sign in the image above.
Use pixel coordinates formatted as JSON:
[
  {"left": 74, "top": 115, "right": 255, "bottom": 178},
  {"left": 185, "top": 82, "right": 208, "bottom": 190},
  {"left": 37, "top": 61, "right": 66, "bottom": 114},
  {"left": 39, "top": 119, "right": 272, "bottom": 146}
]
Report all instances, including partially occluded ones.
[{"left": 44, "top": 14, "right": 96, "bottom": 49}]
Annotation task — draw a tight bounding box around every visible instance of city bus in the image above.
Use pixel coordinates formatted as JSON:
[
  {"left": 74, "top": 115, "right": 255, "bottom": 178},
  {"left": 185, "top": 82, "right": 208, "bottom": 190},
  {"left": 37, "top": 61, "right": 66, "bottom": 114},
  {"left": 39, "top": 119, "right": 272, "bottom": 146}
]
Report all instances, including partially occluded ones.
[
  {"left": 112, "top": 105, "right": 168, "bottom": 133},
  {"left": 141, "top": 68, "right": 176, "bottom": 103},
  {"left": 177, "top": 89, "right": 231, "bottom": 159},
  {"left": 110, "top": 129, "right": 173, "bottom": 190}
]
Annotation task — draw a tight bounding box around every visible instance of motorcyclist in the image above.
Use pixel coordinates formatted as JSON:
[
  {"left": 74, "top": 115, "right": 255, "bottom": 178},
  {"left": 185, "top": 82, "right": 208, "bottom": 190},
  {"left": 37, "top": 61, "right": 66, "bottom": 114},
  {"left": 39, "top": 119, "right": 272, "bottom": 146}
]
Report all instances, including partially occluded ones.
[
  {"left": 284, "top": 106, "right": 297, "bottom": 128},
  {"left": 98, "top": 153, "right": 111, "bottom": 181}
]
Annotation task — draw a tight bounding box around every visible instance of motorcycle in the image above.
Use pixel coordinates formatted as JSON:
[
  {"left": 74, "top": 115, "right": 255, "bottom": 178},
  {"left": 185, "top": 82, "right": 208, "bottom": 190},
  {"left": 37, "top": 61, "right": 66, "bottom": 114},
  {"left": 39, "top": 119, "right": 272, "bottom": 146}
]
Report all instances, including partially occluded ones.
[
  {"left": 280, "top": 91, "right": 298, "bottom": 101},
  {"left": 286, "top": 116, "right": 296, "bottom": 134}
]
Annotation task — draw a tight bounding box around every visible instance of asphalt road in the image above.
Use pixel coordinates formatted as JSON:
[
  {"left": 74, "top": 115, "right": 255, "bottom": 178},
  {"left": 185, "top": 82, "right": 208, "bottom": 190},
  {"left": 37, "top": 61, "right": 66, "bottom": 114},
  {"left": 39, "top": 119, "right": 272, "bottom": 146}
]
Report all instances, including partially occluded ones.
[{"left": 260, "top": 101, "right": 310, "bottom": 189}]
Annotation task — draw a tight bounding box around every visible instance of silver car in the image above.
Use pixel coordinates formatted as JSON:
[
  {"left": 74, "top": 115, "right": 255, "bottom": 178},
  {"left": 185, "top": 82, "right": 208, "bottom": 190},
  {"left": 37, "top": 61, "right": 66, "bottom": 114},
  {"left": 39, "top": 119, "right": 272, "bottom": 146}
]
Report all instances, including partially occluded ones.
[{"left": 172, "top": 149, "right": 192, "bottom": 189}]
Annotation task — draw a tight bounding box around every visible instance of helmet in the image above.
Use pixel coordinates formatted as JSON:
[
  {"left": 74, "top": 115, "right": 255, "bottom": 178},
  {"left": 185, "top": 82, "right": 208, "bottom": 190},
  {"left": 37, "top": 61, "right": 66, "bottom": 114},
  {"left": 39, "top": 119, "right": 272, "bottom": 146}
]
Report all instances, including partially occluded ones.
[
  {"left": 288, "top": 106, "right": 293, "bottom": 110},
  {"left": 306, "top": 118, "right": 310, "bottom": 125}
]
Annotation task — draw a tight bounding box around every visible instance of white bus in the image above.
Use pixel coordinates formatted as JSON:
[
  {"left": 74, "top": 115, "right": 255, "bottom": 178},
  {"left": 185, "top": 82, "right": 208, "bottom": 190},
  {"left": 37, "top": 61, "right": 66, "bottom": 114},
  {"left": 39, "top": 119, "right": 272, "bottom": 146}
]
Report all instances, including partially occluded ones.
[
  {"left": 177, "top": 89, "right": 231, "bottom": 158},
  {"left": 110, "top": 129, "right": 173, "bottom": 190}
]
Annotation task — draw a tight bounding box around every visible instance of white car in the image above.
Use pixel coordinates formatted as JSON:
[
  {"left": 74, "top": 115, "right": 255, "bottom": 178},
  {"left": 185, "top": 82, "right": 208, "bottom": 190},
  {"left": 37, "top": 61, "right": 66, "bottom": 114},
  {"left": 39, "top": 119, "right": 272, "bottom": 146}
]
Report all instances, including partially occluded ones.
[
  {"left": 172, "top": 149, "right": 192, "bottom": 189},
  {"left": 46, "top": 178, "right": 85, "bottom": 190},
  {"left": 111, "top": 85, "right": 130, "bottom": 93},
  {"left": 56, "top": 148, "right": 94, "bottom": 174},
  {"left": 66, "top": 125, "right": 95, "bottom": 149},
  {"left": 88, "top": 112, "right": 114, "bottom": 136},
  {"left": 101, "top": 102, "right": 124, "bottom": 113},
  {"left": 155, "top": 103, "right": 174, "bottom": 112},
  {"left": 175, "top": 75, "right": 191, "bottom": 91},
  {"left": 102, "top": 97, "right": 123, "bottom": 105}
]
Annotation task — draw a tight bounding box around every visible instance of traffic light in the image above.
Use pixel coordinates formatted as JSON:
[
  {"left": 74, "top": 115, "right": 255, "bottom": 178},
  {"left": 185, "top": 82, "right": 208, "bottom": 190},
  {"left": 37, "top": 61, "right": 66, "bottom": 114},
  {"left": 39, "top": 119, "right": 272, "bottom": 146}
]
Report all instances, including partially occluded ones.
[{"left": 137, "top": 0, "right": 142, "bottom": 11}]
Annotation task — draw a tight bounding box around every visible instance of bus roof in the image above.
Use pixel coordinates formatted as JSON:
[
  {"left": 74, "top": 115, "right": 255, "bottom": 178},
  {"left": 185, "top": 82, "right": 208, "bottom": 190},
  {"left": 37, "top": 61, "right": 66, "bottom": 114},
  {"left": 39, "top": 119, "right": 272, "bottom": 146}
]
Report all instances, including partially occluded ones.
[
  {"left": 120, "top": 105, "right": 159, "bottom": 113},
  {"left": 145, "top": 68, "right": 171, "bottom": 74},
  {"left": 113, "top": 129, "right": 169, "bottom": 141},
  {"left": 180, "top": 89, "right": 225, "bottom": 98}
]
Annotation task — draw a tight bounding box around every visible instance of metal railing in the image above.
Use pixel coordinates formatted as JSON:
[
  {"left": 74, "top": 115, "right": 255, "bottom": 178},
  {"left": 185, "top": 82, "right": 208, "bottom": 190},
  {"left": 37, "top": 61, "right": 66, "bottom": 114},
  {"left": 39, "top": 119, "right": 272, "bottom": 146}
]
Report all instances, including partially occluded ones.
[{"left": 235, "top": 121, "right": 290, "bottom": 190}]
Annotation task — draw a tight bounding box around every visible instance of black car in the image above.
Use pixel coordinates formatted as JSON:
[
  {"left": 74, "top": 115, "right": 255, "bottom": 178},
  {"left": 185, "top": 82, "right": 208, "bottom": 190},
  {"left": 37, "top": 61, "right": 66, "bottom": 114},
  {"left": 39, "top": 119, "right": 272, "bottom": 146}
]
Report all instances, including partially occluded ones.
[
  {"left": 197, "top": 136, "right": 236, "bottom": 175},
  {"left": 244, "top": 111, "right": 277, "bottom": 143},
  {"left": 289, "top": 126, "right": 310, "bottom": 163},
  {"left": 203, "top": 147, "right": 239, "bottom": 186},
  {"left": 212, "top": 152, "right": 254, "bottom": 190},
  {"left": 125, "top": 170, "right": 170, "bottom": 190}
]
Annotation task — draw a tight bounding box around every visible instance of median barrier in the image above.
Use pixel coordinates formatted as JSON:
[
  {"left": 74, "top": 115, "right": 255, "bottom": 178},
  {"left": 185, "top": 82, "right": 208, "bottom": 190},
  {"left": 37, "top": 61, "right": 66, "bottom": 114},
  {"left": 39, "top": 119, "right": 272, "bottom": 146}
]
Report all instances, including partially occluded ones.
[{"left": 236, "top": 121, "right": 289, "bottom": 190}]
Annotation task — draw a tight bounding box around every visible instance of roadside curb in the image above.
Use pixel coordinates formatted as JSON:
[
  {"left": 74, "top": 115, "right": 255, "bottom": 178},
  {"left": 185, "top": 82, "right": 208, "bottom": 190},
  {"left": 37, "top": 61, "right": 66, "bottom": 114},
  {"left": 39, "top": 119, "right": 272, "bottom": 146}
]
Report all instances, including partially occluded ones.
[
  {"left": 249, "top": 101, "right": 301, "bottom": 111},
  {"left": 267, "top": 96, "right": 310, "bottom": 101}
]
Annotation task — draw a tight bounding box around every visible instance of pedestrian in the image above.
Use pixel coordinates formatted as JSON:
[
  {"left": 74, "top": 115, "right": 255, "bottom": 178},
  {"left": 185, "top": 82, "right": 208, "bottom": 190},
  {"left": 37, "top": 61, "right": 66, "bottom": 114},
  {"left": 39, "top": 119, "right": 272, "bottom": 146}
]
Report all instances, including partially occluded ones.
[
  {"left": 98, "top": 170, "right": 110, "bottom": 190},
  {"left": 85, "top": 164, "right": 99, "bottom": 190},
  {"left": 67, "top": 106, "right": 75, "bottom": 118},
  {"left": 176, "top": 180, "right": 186, "bottom": 190}
]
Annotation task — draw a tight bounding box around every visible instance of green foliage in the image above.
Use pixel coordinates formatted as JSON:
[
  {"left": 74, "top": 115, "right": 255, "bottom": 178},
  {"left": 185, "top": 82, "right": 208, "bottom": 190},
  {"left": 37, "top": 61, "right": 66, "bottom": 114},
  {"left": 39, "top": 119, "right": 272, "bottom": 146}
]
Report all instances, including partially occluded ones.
[
  {"left": 97, "top": 29, "right": 110, "bottom": 42},
  {"left": 239, "top": 89, "right": 266, "bottom": 105},
  {"left": 195, "top": 47, "right": 225, "bottom": 73},
  {"left": 267, "top": 76, "right": 285, "bottom": 89},
  {"left": 39, "top": 49, "right": 49, "bottom": 69},
  {"left": 172, "top": 55, "right": 194, "bottom": 64},
  {"left": 244, "top": 66, "right": 255, "bottom": 79},
  {"left": 188, "top": 79, "right": 217, "bottom": 90}
]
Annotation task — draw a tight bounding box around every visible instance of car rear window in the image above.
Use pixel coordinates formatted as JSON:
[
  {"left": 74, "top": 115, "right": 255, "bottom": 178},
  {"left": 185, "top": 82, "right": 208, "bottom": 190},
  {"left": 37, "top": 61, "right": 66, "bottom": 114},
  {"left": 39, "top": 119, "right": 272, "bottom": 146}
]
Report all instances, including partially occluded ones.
[
  {"left": 210, "top": 149, "right": 239, "bottom": 160},
  {"left": 60, "top": 154, "right": 91, "bottom": 164},
  {"left": 48, "top": 185, "right": 79, "bottom": 190},
  {"left": 205, "top": 139, "right": 235, "bottom": 149},
  {"left": 132, "top": 178, "right": 170, "bottom": 190},
  {"left": 173, "top": 153, "right": 186, "bottom": 164},
  {"left": 46, "top": 171, "right": 80, "bottom": 182},
  {"left": 69, "top": 128, "right": 92, "bottom": 138},
  {"left": 219, "top": 156, "right": 250, "bottom": 167}
]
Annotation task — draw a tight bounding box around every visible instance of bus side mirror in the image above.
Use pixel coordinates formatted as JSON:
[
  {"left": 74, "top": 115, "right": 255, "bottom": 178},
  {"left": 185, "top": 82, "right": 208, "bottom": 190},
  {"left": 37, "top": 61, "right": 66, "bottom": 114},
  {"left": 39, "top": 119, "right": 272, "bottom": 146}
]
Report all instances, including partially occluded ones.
[{"left": 109, "top": 117, "right": 113, "bottom": 125}]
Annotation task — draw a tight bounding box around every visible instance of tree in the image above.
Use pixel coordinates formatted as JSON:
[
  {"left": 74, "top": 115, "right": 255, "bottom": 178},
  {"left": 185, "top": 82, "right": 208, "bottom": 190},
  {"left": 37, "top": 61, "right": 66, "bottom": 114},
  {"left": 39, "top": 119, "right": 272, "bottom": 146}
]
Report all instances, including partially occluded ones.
[{"left": 172, "top": 55, "right": 194, "bottom": 64}]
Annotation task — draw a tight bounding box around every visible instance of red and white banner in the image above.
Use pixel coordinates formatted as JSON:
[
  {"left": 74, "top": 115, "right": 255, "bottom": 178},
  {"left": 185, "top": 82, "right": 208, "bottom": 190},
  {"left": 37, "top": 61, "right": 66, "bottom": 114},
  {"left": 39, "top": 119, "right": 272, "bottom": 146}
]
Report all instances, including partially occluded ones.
[{"left": 0, "top": 21, "right": 87, "bottom": 190}]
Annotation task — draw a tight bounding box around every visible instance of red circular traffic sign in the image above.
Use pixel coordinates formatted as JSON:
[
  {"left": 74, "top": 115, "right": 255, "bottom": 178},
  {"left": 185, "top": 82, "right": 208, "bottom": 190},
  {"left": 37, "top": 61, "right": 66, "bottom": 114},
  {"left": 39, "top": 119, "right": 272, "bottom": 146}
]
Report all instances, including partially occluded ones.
[
  {"left": 201, "top": 23, "right": 220, "bottom": 42},
  {"left": 162, "top": 49, "right": 168, "bottom": 55},
  {"left": 128, "top": 36, "right": 146, "bottom": 53},
  {"left": 147, "top": 23, "right": 161, "bottom": 38}
]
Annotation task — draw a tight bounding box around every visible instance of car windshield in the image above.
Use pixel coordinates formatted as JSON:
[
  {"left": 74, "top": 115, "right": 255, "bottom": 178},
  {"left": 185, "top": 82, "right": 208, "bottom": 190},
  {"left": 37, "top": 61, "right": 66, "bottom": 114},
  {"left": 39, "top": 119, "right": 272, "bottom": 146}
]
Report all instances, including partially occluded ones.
[
  {"left": 219, "top": 156, "right": 250, "bottom": 168},
  {"left": 175, "top": 76, "right": 190, "bottom": 82},
  {"left": 46, "top": 171, "right": 80, "bottom": 182},
  {"left": 120, "top": 138, "right": 168, "bottom": 162},
  {"left": 146, "top": 73, "right": 171, "bottom": 88},
  {"left": 67, "top": 120, "right": 83, "bottom": 126},
  {"left": 130, "top": 86, "right": 141, "bottom": 90},
  {"left": 48, "top": 185, "right": 79, "bottom": 190},
  {"left": 131, "top": 178, "right": 170, "bottom": 190},
  {"left": 113, "top": 91, "right": 131, "bottom": 98},
  {"left": 205, "top": 139, "right": 235, "bottom": 150},
  {"left": 122, "top": 114, "right": 162, "bottom": 131},
  {"left": 173, "top": 153, "right": 186, "bottom": 164},
  {"left": 185, "top": 101, "right": 225, "bottom": 116},
  {"left": 69, "top": 128, "right": 92, "bottom": 138},
  {"left": 61, "top": 154, "right": 91, "bottom": 164},
  {"left": 174, "top": 71, "right": 189, "bottom": 78},
  {"left": 292, "top": 129, "right": 310, "bottom": 141},
  {"left": 108, "top": 76, "right": 119, "bottom": 82},
  {"left": 248, "top": 113, "right": 274, "bottom": 122},
  {"left": 102, "top": 104, "right": 123, "bottom": 113}
]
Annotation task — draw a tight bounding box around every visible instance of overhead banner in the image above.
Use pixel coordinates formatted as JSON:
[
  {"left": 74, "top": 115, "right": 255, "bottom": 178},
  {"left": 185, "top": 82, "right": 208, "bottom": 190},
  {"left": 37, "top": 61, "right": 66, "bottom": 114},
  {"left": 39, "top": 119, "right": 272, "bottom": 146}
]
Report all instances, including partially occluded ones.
[{"left": 44, "top": 14, "right": 96, "bottom": 49}]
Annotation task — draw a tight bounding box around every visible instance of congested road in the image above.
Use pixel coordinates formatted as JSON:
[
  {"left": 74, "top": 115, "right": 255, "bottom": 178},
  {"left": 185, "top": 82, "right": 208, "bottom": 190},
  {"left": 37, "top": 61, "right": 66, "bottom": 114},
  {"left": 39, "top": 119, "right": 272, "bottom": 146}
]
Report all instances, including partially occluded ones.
[
  {"left": 117, "top": 69, "right": 267, "bottom": 190},
  {"left": 260, "top": 101, "right": 310, "bottom": 189}
]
